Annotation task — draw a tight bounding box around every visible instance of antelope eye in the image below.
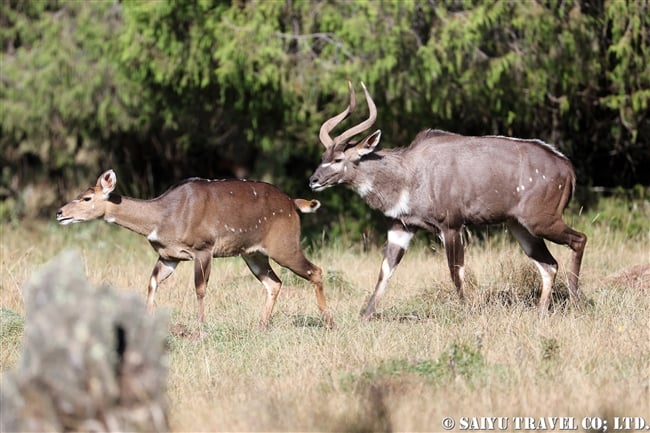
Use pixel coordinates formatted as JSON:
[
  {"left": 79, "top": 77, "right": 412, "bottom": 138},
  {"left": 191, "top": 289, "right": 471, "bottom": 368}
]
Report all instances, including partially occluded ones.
[
  {"left": 83, "top": 196, "right": 92, "bottom": 202},
  {"left": 334, "top": 157, "right": 344, "bottom": 163}
]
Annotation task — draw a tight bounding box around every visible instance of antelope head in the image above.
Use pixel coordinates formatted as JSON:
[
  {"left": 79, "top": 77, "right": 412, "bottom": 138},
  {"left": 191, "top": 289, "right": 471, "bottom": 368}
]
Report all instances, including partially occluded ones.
[
  {"left": 309, "top": 82, "right": 381, "bottom": 192},
  {"left": 57, "top": 170, "right": 117, "bottom": 224}
]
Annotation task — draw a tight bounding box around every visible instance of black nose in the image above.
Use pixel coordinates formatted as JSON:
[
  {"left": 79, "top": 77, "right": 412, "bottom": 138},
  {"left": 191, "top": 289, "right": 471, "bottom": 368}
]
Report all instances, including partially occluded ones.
[
  {"left": 56, "top": 209, "right": 62, "bottom": 218},
  {"left": 308, "top": 175, "right": 317, "bottom": 186}
]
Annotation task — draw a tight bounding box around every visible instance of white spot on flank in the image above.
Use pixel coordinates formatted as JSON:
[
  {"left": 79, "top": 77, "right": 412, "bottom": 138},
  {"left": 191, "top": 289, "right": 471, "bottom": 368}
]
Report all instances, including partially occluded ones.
[
  {"left": 529, "top": 177, "right": 533, "bottom": 182},
  {"left": 542, "top": 175, "right": 547, "bottom": 180},
  {"left": 385, "top": 190, "right": 410, "bottom": 218},
  {"left": 558, "top": 184, "right": 563, "bottom": 189},
  {"left": 387, "top": 229, "right": 414, "bottom": 250}
]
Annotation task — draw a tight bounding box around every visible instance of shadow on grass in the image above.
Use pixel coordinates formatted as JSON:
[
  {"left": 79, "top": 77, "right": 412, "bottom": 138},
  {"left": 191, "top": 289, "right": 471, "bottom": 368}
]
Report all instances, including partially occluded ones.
[
  {"left": 291, "top": 314, "right": 330, "bottom": 328},
  {"left": 361, "top": 261, "right": 595, "bottom": 321},
  {"left": 327, "top": 383, "right": 393, "bottom": 433}
]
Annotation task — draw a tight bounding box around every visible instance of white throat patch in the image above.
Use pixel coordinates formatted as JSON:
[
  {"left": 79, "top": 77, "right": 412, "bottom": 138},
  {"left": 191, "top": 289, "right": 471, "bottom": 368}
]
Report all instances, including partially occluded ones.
[
  {"left": 385, "top": 190, "right": 411, "bottom": 218},
  {"left": 356, "top": 180, "right": 374, "bottom": 198}
]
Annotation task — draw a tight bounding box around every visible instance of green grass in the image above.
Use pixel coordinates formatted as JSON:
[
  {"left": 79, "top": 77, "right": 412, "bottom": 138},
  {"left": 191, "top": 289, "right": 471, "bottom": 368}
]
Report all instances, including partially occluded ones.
[{"left": 1, "top": 205, "right": 649, "bottom": 431}]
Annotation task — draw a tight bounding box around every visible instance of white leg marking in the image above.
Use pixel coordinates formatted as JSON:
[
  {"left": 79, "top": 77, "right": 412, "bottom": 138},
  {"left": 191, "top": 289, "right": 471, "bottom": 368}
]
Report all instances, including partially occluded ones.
[
  {"left": 381, "top": 258, "right": 393, "bottom": 278},
  {"left": 160, "top": 260, "right": 178, "bottom": 275},
  {"left": 147, "top": 228, "right": 159, "bottom": 242},
  {"left": 387, "top": 229, "right": 414, "bottom": 250},
  {"left": 151, "top": 260, "right": 178, "bottom": 298},
  {"left": 148, "top": 260, "right": 177, "bottom": 311},
  {"left": 261, "top": 276, "right": 275, "bottom": 295},
  {"left": 533, "top": 261, "right": 556, "bottom": 293},
  {"left": 245, "top": 244, "right": 266, "bottom": 255},
  {"left": 373, "top": 258, "right": 395, "bottom": 300}
]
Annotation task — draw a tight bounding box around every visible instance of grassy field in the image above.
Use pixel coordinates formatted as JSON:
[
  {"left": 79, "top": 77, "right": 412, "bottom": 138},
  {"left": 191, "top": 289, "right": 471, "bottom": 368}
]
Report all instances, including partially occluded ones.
[{"left": 1, "top": 209, "right": 649, "bottom": 432}]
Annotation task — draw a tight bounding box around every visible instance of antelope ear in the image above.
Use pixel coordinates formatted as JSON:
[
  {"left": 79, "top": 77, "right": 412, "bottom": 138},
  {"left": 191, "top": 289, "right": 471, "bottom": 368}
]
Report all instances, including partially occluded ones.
[
  {"left": 97, "top": 170, "right": 117, "bottom": 196},
  {"left": 355, "top": 130, "right": 381, "bottom": 157}
]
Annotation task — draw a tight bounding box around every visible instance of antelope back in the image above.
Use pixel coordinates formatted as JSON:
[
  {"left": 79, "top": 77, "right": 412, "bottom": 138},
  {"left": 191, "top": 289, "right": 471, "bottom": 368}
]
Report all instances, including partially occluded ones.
[{"left": 159, "top": 179, "right": 304, "bottom": 255}]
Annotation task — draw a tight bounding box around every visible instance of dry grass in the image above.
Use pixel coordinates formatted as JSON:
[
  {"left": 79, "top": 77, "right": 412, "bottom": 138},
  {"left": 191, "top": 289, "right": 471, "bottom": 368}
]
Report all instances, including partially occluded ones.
[{"left": 1, "top": 219, "right": 649, "bottom": 432}]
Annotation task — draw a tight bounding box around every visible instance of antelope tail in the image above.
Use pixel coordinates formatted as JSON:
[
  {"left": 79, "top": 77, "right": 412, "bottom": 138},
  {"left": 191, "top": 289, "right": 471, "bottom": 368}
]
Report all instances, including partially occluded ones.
[{"left": 293, "top": 199, "right": 321, "bottom": 213}]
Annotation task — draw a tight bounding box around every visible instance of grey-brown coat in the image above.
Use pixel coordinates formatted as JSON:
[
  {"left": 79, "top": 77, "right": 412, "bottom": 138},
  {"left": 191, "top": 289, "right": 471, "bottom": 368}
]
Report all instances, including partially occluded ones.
[{"left": 310, "top": 82, "right": 586, "bottom": 317}]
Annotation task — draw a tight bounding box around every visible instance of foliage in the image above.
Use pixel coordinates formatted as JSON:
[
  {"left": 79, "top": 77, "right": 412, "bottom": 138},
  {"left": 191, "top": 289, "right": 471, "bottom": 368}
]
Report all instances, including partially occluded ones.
[
  {"left": 1, "top": 1, "right": 139, "bottom": 188},
  {"left": 0, "top": 308, "right": 23, "bottom": 341},
  {"left": 580, "top": 186, "right": 650, "bottom": 239},
  {"left": 1, "top": 0, "right": 649, "bottom": 241},
  {"left": 355, "top": 342, "right": 487, "bottom": 387}
]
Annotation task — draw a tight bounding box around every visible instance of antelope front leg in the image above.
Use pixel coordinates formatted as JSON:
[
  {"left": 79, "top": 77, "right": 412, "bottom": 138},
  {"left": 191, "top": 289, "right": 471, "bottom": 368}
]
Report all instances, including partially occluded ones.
[
  {"left": 362, "top": 222, "right": 415, "bottom": 319},
  {"left": 193, "top": 252, "right": 213, "bottom": 323},
  {"left": 147, "top": 258, "right": 178, "bottom": 314},
  {"left": 442, "top": 229, "right": 465, "bottom": 300}
]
